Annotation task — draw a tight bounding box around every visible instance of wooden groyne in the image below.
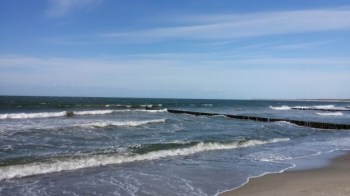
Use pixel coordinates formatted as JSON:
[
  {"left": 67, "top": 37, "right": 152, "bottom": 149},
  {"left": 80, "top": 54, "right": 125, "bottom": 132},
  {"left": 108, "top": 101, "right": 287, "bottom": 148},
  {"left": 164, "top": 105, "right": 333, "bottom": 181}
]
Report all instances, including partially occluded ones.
[
  {"left": 290, "top": 107, "right": 350, "bottom": 112},
  {"left": 167, "top": 109, "right": 350, "bottom": 130}
]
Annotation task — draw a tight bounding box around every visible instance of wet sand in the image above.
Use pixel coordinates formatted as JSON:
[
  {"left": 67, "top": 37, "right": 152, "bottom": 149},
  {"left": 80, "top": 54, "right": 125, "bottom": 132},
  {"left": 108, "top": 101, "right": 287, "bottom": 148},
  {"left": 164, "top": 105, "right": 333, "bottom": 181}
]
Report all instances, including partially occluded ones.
[{"left": 221, "top": 151, "right": 350, "bottom": 196}]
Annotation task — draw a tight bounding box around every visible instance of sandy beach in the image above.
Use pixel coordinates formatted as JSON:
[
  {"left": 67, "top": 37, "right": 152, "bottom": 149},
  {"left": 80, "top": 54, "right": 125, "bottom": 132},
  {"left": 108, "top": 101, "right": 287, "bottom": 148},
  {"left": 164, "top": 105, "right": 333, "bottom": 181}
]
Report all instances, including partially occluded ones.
[{"left": 221, "top": 151, "right": 350, "bottom": 196}]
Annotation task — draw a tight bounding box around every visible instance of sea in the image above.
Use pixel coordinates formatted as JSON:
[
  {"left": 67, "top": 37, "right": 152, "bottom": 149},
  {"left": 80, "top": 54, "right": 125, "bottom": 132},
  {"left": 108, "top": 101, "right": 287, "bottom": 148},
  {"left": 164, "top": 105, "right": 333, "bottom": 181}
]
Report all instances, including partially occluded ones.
[{"left": 0, "top": 96, "right": 349, "bottom": 196}]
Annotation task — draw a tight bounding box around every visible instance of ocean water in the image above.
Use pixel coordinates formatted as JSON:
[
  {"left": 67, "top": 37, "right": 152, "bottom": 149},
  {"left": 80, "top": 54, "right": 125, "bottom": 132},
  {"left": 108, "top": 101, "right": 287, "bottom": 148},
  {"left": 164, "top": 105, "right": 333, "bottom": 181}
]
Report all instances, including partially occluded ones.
[{"left": 0, "top": 96, "right": 349, "bottom": 196}]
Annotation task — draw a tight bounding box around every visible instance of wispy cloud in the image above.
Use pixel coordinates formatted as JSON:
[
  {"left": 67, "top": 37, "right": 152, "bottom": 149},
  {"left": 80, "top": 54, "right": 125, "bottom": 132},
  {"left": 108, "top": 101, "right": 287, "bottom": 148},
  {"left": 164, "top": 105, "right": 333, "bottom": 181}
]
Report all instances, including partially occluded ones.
[
  {"left": 269, "top": 40, "right": 334, "bottom": 50},
  {"left": 101, "top": 8, "right": 350, "bottom": 43},
  {"left": 1, "top": 53, "right": 349, "bottom": 75},
  {"left": 1, "top": 54, "right": 349, "bottom": 98},
  {"left": 47, "top": 0, "right": 103, "bottom": 18}
]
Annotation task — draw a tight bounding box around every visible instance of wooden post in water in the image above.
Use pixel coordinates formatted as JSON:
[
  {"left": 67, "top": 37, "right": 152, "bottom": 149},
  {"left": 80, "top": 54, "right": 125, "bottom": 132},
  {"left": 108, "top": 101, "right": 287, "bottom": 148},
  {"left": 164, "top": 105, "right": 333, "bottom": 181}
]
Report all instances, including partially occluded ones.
[{"left": 166, "top": 109, "right": 350, "bottom": 130}]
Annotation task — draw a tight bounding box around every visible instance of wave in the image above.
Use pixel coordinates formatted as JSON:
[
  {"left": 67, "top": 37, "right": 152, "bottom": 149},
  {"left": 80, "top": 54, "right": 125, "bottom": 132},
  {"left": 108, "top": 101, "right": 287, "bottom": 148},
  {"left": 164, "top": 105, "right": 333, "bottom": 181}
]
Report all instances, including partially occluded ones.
[
  {"left": 0, "top": 109, "right": 168, "bottom": 120},
  {"left": 271, "top": 105, "right": 347, "bottom": 111},
  {"left": 105, "top": 104, "right": 131, "bottom": 108},
  {"left": 292, "top": 105, "right": 336, "bottom": 110},
  {"left": 201, "top": 104, "right": 213, "bottom": 107},
  {"left": 0, "top": 110, "right": 114, "bottom": 119},
  {"left": 292, "top": 106, "right": 309, "bottom": 109},
  {"left": 131, "top": 108, "right": 168, "bottom": 113},
  {"left": 0, "top": 119, "right": 166, "bottom": 134},
  {"left": 314, "top": 105, "right": 335, "bottom": 109},
  {"left": 142, "top": 108, "right": 168, "bottom": 113},
  {"left": 269, "top": 106, "right": 291, "bottom": 110},
  {"left": 0, "top": 111, "right": 67, "bottom": 119},
  {"left": 82, "top": 119, "right": 166, "bottom": 128},
  {"left": 105, "top": 104, "right": 158, "bottom": 108},
  {"left": 73, "top": 110, "right": 114, "bottom": 115},
  {"left": 273, "top": 121, "right": 302, "bottom": 127},
  {"left": 316, "top": 112, "right": 343, "bottom": 116},
  {"left": 0, "top": 138, "right": 289, "bottom": 180},
  {"left": 114, "top": 109, "right": 168, "bottom": 113}
]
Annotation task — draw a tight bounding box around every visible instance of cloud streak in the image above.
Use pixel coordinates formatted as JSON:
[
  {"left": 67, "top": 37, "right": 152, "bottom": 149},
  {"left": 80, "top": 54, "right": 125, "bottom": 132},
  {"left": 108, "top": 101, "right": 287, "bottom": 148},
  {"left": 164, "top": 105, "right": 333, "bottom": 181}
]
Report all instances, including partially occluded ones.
[
  {"left": 1, "top": 54, "right": 349, "bottom": 98},
  {"left": 47, "top": 0, "right": 103, "bottom": 17},
  {"left": 101, "top": 8, "right": 350, "bottom": 42}
]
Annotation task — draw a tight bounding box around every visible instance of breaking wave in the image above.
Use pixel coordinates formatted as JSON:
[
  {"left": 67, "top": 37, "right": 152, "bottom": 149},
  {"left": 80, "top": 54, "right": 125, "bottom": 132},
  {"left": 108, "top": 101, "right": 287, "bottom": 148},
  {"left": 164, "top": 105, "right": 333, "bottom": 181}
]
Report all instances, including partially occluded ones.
[
  {"left": 292, "top": 105, "right": 336, "bottom": 110},
  {"left": 0, "top": 138, "right": 289, "bottom": 180},
  {"left": 313, "top": 105, "right": 335, "bottom": 109},
  {"left": 81, "top": 119, "right": 166, "bottom": 128},
  {"left": 269, "top": 106, "right": 291, "bottom": 110},
  {"left": 73, "top": 110, "right": 114, "bottom": 115},
  {"left": 316, "top": 112, "right": 343, "bottom": 116},
  {"left": 0, "top": 111, "right": 67, "bottom": 119},
  {"left": 0, "top": 109, "right": 167, "bottom": 120},
  {"left": 270, "top": 105, "right": 347, "bottom": 111},
  {"left": 114, "top": 109, "right": 168, "bottom": 113}
]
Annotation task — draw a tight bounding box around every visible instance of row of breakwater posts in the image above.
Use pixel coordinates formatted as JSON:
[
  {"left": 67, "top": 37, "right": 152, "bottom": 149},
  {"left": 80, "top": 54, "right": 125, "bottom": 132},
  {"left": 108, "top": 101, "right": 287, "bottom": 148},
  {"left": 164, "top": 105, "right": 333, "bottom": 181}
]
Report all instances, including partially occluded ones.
[
  {"left": 165, "top": 109, "right": 350, "bottom": 130},
  {"left": 290, "top": 107, "right": 350, "bottom": 112}
]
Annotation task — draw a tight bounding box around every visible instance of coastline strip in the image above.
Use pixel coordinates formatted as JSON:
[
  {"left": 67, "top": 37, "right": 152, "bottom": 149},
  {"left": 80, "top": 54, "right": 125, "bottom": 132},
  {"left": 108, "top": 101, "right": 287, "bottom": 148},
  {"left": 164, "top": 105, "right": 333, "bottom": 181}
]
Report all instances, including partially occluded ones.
[{"left": 220, "top": 151, "right": 350, "bottom": 196}]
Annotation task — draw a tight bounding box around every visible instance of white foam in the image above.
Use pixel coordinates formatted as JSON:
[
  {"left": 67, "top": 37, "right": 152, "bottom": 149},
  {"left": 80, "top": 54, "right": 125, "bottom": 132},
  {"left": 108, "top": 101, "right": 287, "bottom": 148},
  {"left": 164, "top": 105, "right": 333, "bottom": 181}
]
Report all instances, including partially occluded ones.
[
  {"left": 215, "top": 162, "right": 296, "bottom": 196},
  {"left": 0, "top": 111, "right": 67, "bottom": 119},
  {"left": 292, "top": 105, "right": 337, "bottom": 110},
  {"left": 74, "top": 110, "right": 114, "bottom": 115},
  {"left": 269, "top": 106, "right": 291, "bottom": 110},
  {"left": 132, "top": 109, "right": 168, "bottom": 113},
  {"left": 113, "top": 109, "right": 167, "bottom": 113},
  {"left": 82, "top": 119, "right": 166, "bottom": 128},
  {"left": 0, "top": 110, "right": 116, "bottom": 120},
  {"left": 292, "top": 106, "right": 310, "bottom": 109},
  {"left": 0, "top": 138, "right": 289, "bottom": 180},
  {"left": 202, "top": 104, "right": 213, "bottom": 107},
  {"left": 314, "top": 105, "right": 335, "bottom": 109},
  {"left": 140, "top": 104, "right": 153, "bottom": 108},
  {"left": 316, "top": 112, "right": 343, "bottom": 116},
  {"left": 105, "top": 104, "right": 124, "bottom": 107},
  {"left": 274, "top": 121, "right": 303, "bottom": 128}
]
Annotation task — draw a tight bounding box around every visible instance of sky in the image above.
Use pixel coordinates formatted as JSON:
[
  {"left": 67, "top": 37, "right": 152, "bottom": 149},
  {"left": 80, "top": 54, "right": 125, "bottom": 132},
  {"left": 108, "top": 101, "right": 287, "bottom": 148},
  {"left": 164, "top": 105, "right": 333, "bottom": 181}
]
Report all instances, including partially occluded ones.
[{"left": 0, "top": 0, "right": 350, "bottom": 99}]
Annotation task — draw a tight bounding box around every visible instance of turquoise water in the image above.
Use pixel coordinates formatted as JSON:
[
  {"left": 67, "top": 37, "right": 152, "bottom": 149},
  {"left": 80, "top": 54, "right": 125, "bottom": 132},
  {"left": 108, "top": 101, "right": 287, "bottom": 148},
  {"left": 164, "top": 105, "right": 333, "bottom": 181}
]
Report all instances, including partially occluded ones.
[{"left": 0, "top": 96, "right": 349, "bottom": 195}]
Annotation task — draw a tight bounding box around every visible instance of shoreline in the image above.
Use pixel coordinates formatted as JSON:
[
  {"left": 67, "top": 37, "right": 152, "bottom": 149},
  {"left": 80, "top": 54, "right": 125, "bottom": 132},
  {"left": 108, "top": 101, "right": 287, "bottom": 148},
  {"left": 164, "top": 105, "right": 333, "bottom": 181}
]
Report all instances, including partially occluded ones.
[{"left": 220, "top": 151, "right": 350, "bottom": 196}]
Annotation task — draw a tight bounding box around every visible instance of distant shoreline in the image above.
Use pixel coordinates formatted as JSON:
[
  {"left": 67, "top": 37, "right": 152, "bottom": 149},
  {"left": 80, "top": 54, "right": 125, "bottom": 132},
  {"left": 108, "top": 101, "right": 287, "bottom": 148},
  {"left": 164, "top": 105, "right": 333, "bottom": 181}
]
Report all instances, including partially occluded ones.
[
  {"left": 0, "top": 95, "right": 349, "bottom": 102},
  {"left": 290, "top": 99, "right": 350, "bottom": 102},
  {"left": 252, "top": 99, "right": 350, "bottom": 102}
]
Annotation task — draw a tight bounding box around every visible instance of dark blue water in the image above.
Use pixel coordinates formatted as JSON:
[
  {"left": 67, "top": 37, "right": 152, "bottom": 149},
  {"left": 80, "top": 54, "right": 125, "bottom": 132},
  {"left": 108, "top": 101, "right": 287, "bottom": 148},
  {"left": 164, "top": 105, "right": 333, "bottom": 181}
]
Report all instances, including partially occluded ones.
[{"left": 0, "top": 96, "right": 349, "bottom": 195}]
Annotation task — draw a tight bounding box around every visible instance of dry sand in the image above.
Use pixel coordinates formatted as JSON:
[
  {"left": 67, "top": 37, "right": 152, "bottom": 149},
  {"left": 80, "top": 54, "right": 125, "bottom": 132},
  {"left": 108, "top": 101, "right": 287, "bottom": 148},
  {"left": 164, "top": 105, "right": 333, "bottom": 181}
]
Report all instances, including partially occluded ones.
[{"left": 221, "top": 152, "right": 350, "bottom": 196}]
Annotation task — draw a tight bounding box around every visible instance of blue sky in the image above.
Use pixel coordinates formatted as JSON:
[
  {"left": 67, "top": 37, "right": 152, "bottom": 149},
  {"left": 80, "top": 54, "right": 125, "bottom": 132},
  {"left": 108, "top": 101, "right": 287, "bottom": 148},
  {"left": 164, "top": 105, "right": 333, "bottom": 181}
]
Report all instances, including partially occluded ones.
[{"left": 0, "top": 0, "right": 350, "bottom": 99}]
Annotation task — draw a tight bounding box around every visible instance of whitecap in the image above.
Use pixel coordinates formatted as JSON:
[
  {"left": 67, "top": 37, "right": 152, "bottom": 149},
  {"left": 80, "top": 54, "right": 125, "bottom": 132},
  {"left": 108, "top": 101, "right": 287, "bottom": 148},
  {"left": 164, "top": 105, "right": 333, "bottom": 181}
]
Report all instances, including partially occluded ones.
[
  {"left": 316, "top": 112, "right": 343, "bottom": 116},
  {"left": 0, "top": 110, "right": 115, "bottom": 120},
  {"left": 112, "top": 109, "right": 167, "bottom": 113},
  {"left": 82, "top": 119, "right": 166, "bottom": 128},
  {"left": 0, "top": 138, "right": 290, "bottom": 180},
  {"left": 313, "top": 105, "right": 335, "bottom": 109},
  {"left": 140, "top": 104, "right": 153, "bottom": 108},
  {"left": 74, "top": 110, "right": 114, "bottom": 115},
  {"left": 0, "top": 111, "right": 67, "bottom": 119},
  {"left": 292, "top": 106, "right": 310, "bottom": 109},
  {"left": 269, "top": 106, "right": 291, "bottom": 110}
]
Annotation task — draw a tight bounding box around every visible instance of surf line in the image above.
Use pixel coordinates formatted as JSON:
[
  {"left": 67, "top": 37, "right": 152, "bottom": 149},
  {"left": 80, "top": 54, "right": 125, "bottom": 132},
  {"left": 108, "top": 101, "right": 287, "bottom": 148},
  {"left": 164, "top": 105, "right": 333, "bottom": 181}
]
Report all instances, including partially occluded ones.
[{"left": 165, "top": 109, "right": 350, "bottom": 130}]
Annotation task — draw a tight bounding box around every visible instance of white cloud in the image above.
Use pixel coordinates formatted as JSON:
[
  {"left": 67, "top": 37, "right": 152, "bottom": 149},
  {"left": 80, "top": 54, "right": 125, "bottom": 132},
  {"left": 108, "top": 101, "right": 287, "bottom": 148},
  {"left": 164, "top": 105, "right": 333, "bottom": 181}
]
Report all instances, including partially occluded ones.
[
  {"left": 47, "top": 0, "right": 103, "bottom": 17},
  {"left": 267, "top": 40, "right": 333, "bottom": 50},
  {"left": 101, "top": 8, "right": 350, "bottom": 42},
  {"left": 1, "top": 54, "right": 349, "bottom": 98}
]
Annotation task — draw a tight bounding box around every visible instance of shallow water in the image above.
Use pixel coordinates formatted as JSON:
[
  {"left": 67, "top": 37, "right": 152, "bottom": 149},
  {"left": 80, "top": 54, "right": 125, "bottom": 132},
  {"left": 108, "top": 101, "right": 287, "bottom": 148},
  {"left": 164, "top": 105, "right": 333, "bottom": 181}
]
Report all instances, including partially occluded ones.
[{"left": 0, "top": 96, "right": 349, "bottom": 195}]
